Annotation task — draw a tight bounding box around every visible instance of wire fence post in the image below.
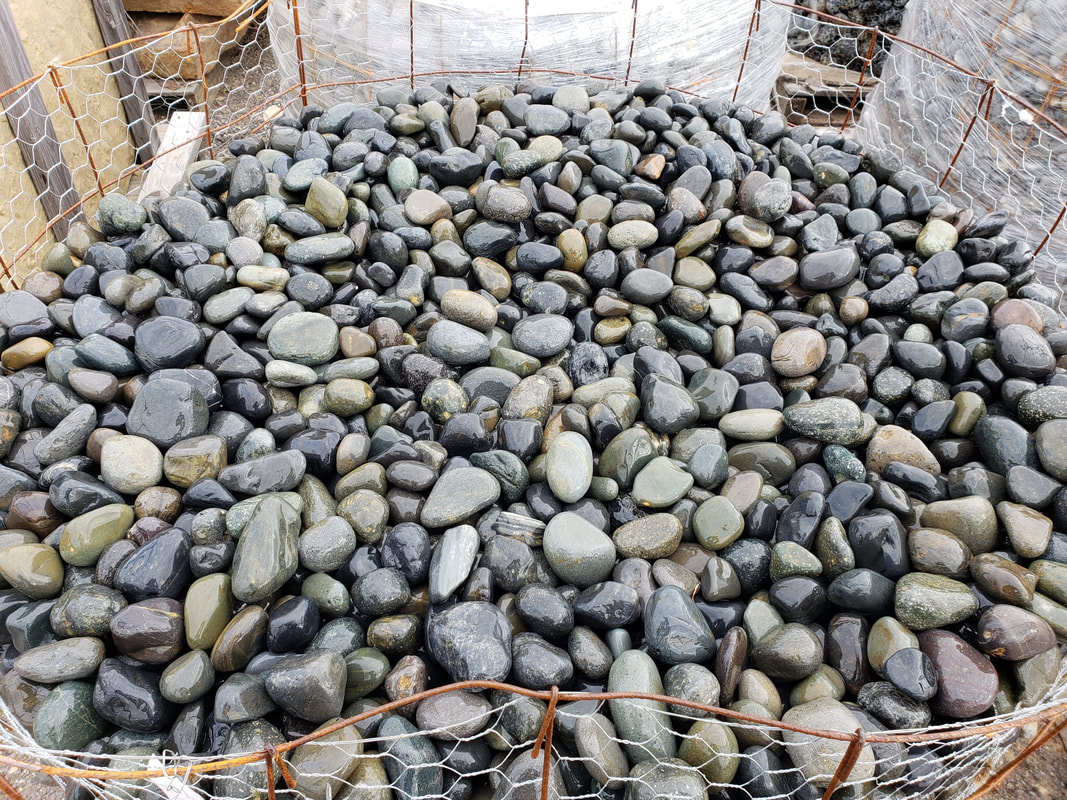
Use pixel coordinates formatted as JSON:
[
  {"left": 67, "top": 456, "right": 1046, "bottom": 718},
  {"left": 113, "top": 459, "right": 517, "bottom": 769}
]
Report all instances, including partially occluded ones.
[
  {"left": 938, "top": 79, "right": 996, "bottom": 190},
  {"left": 188, "top": 23, "right": 216, "bottom": 159},
  {"left": 732, "top": 0, "right": 762, "bottom": 102},
  {"left": 47, "top": 65, "right": 104, "bottom": 199},
  {"left": 839, "top": 25, "right": 880, "bottom": 130},
  {"left": 0, "top": 770, "right": 26, "bottom": 800},
  {"left": 517, "top": 0, "right": 530, "bottom": 79},
  {"left": 289, "top": 0, "right": 309, "bottom": 105},
  {"left": 819, "top": 727, "right": 867, "bottom": 800},
  {"left": 532, "top": 685, "right": 561, "bottom": 800}
]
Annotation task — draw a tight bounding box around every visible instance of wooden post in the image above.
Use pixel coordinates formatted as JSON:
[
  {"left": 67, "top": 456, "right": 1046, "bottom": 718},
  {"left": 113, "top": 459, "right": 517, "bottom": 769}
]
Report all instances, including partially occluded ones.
[
  {"left": 91, "top": 0, "right": 157, "bottom": 162},
  {"left": 0, "top": 0, "right": 81, "bottom": 239}
]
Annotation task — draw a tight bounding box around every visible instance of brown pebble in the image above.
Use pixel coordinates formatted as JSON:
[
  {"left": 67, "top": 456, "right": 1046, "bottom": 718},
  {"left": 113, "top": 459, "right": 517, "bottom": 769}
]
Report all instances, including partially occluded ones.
[
  {"left": 134, "top": 486, "right": 183, "bottom": 522},
  {"left": 86, "top": 428, "right": 121, "bottom": 463},
  {"left": 839, "top": 297, "right": 868, "bottom": 326},
  {"left": 771, "top": 328, "right": 827, "bottom": 378},
  {"left": 21, "top": 272, "right": 64, "bottom": 304},
  {"left": 368, "top": 318, "right": 403, "bottom": 349},
  {"left": 634, "top": 154, "right": 666, "bottom": 180},
  {"left": 339, "top": 326, "right": 377, "bottom": 358},
  {"left": 1, "top": 337, "right": 51, "bottom": 370},
  {"left": 715, "top": 626, "right": 748, "bottom": 704},
  {"left": 6, "top": 491, "right": 63, "bottom": 536},
  {"left": 128, "top": 517, "right": 172, "bottom": 546},
  {"left": 990, "top": 298, "right": 1044, "bottom": 333}
]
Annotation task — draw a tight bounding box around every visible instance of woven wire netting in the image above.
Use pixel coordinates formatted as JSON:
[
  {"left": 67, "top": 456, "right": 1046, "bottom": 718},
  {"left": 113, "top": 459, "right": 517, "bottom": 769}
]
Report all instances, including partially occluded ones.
[
  {"left": 2, "top": 662, "right": 1067, "bottom": 800},
  {"left": 2, "top": 1, "right": 1067, "bottom": 799}
]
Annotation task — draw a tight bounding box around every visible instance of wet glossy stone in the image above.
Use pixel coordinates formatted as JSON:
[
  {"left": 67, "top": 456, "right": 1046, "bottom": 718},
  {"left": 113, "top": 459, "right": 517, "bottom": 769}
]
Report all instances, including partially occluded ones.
[
  {"left": 750, "top": 623, "right": 822, "bottom": 681},
  {"left": 32, "top": 680, "right": 107, "bottom": 751},
  {"left": 644, "top": 585, "right": 716, "bottom": 665},
  {"left": 92, "top": 658, "right": 177, "bottom": 732},
  {"left": 543, "top": 511, "right": 615, "bottom": 588},
  {"left": 918, "top": 629, "right": 999, "bottom": 719},
  {"left": 976, "top": 604, "right": 1056, "bottom": 661},
  {"left": 265, "top": 650, "right": 347, "bottom": 723},
  {"left": 110, "top": 598, "right": 184, "bottom": 664},
  {"left": 607, "top": 649, "right": 676, "bottom": 762}
]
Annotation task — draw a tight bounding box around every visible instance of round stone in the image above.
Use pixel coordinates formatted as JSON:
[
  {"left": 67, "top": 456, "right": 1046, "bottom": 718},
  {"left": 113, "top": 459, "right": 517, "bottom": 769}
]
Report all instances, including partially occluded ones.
[
  {"left": 543, "top": 511, "right": 616, "bottom": 588},
  {"left": 545, "top": 431, "right": 593, "bottom": 503},
  {"left": 267, "top": 312, "right": 340, "bottom": 365},
  {"left": 100, "top": 435, "right": 163, "bottom": 495}
]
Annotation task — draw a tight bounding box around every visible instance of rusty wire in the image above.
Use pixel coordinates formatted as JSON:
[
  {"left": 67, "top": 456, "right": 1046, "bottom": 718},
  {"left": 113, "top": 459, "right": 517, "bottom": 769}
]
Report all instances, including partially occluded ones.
[{"left": 0, "top": 679, "right": 1064, "bottom": 800}]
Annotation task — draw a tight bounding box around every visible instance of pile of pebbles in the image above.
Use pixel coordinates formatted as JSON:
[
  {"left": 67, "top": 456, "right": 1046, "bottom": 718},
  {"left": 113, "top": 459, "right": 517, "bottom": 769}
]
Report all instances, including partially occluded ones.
[{"left": 1, "top": 76, "right": 1066, "bottom": 800}]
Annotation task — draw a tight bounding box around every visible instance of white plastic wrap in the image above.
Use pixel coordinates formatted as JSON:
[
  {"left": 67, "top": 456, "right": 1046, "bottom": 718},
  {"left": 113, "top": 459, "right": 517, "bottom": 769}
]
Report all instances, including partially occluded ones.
[
  {"left": 265, "top": 0, "right": 789, "bottom": 107},
  {"left": 857, "top": 0, "right": 1067, "bottom": 300}
]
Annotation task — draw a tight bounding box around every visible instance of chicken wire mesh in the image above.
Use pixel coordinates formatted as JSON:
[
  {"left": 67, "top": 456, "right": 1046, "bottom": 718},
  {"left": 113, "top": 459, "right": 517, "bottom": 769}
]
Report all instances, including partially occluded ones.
[
  {"left": 2, "top": 667, "right": 1067, "bottom": 800},
  {"left": 855, "top": 0, "right": 1067, "bottom": 311},
  {"left": 0, "top": 1, "right": 1067, "bottom": 799}
]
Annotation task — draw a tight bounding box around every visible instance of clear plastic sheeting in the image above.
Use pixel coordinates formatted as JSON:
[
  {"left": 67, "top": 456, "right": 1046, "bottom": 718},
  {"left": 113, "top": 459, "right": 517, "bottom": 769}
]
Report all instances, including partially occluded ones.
[
  {"left": 264, "top": 0, "right": 790, "bottom": 107},
  {"left": 856, "top": 0, "right": 1067, "bottom": 303}
]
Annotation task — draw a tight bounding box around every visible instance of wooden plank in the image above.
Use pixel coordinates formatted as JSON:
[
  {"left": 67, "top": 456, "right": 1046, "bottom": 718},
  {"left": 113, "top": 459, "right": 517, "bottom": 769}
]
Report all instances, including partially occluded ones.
[
  {"left": 137, "top": 110, "right": 206, "bottom": 202},
  {"left": 122, "top": 0, "right": 244, "bottom": 16},
  {"left": 0, "top": 0, "right": 81, "bottom": 239},
  {"left": 92, "top": 0, "right": 157, "bottom": 162}
]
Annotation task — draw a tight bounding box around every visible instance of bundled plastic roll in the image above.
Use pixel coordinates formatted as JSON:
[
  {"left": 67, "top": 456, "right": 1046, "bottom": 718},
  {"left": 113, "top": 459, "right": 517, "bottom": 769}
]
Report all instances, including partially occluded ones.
[
  {"left": 857, "top": 0, "right": 1067, "bottom": 304},
  {"left": 265, "top": 0, "right": 789, "bottom": 107}
]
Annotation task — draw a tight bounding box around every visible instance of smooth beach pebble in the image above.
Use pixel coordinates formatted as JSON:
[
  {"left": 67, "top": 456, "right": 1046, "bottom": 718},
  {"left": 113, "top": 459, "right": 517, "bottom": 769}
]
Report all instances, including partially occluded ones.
[{"left": 0, "top": 81, "right": 1061, "bottom": 795}]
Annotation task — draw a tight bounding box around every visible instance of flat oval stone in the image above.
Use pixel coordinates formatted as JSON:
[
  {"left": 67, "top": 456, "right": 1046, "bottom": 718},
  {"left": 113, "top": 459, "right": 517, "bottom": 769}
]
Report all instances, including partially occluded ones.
[
  {"left": 428, "top": 524, "right": 480, "bottom": 603},
  {"left": 426, "top": 320, "right": 491, "bottom": 366},
  {"left": 546, "top": 431, "right": 593, "bottom": 503},
  {"left": 632, "top": 456, "right": 694, "bottom": 508},
  {"left": 267, "top": 312, "right": 340, "bottom": 366},
  {"left": 99, "top": 435, "right": 163, "bottom": 495},
  {"left": 607, "top": 649, "right": 676, "bottom": 762},
  {"left": 894, "top": 573, "right": 978, "bottom": 630},
  {"left": 420, "top": 467, "right": 500, "bottom": 528},
  {"left": 160, "top": 649, "right": 215, "bottom": 704},
  {"left": 60, "top": 503, "right": 134, "bottom": 566},
  {"left": 415, "top": 689, "right": 493, "bottom": 741},
  {"left": 231, "top": 496, "right": 300, "bottom": 604},
  {"left": 771, "top": 328, "right": 827, "bottom": 378},
  {"left": 184, "top": 573, "right": 233, "bottom": 651},
  {"left": 511, "top": 314, "right": 574, "bottom": 358},
  {"left": 921, "top": 496, "right": 997, "bottom": 554},
  {"left": 613, "top": 513, "right": 683, "bottom": 560},
  {"left": 543, "top": 511, "right": 616, "bottom": 588},
  {"left": 14, "top": 637, "right": 105, "bottom": 683},
  {"left": 0, "top": 544, "right": 65, "bottom": 599},
  {"left": 749, "top": 622, "right": 823, "bottom": 681}
]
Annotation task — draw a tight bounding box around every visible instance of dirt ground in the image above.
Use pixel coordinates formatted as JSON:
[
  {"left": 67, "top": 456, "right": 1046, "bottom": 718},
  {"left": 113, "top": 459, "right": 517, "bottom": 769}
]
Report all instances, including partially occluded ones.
[{"left": 983, "top": 731, "right": 1067, "bottom": 799}]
